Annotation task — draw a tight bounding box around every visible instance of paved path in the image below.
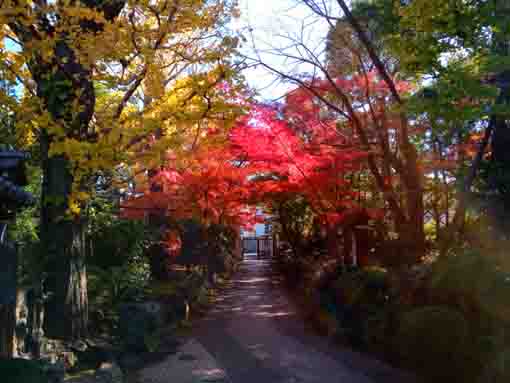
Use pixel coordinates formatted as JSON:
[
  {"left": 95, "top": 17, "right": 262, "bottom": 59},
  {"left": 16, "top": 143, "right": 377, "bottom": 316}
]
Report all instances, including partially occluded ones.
[
  {"left": 139, "top": 254, "right": 416, "bottom": 383},
  {"left": 193, "top": 254, "right": 415, "bottom": 383}
]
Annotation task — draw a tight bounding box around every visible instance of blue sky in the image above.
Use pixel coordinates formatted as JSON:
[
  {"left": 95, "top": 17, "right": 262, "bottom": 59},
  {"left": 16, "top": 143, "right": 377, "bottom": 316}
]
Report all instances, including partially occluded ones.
[{"left": 3, "top": 1, "right": 336, "bottom": 102}]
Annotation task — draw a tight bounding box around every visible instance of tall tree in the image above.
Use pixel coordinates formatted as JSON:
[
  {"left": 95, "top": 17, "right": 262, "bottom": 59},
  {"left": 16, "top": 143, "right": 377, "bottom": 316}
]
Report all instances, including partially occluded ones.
[
  {"left": 246, "top": 0, "right": 426, "bottom": 259},
  {"left": 373, "top": 0, "right": 510, "bottom": 242},
  {"left": 0, "top": 0, "right": 241, "bottom": 340}
]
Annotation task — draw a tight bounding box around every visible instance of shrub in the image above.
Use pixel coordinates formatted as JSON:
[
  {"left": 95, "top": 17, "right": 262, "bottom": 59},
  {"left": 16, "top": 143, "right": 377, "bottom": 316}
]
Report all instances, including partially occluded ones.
[
  {"left": 430, "top": 249, "right": 510, "bottom": 323},
  {"left": 480, "top": 347, "right": 510, "bottom": 382},
  {"left": 323, "top": 266, "right": 392, "bottom": 349},
  {"left": 88, "top": 261, "right": 150, "bottom": 332},
  {"left": 173, "top": 219, "right": 206, "bottom": 268},
  {"left": 421, "top": 249, "right": 510, "bottom": 381},
  {"left": 87, "top": 218, "right": 154, "bottom": 330},
  {"left": 88, "top": 220, "right": 153, "bottom": 270},
  {"left": 0, "top": 358, "right": 47, "bottom": 383},
  {"left": 396, "top": 305, "right": 473, "bottom": 381}
]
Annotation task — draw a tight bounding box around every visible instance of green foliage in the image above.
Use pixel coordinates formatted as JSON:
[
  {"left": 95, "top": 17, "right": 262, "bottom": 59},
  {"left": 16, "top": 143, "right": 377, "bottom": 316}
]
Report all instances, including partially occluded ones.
[
  {"left": 0, "top": 359, "right": 47, "bottom": 383},
  {"left": 8, "top": 165, "right": 43, "bottom": 285},
  {"left": 385, "top": 250, "right": 510, "bottom": 381},
  {"left": 327, "top": 0, "right": 400, "bottom": 75},
  {"left": 88, "top": 261, "right": 150, "bottom": 333},
  {"left": 397, "top": 305, "right": 472, "bottom": 381},
  {"left": 482, "top": 347, "right": 510, "bottom": 382},
  {"left": 86, "top": 209, "right": 156, "bottom": 331},
  {"left": 170, "top": 220, "right": 240, "bottom": 275},
  {"left": 144, "top": 330, "right": 163, "bottom": 353},
  {"left": 270, "top": 194, "right": 318, "bottom": 257},
  {"left": 332, "top": 266, "right": 389, "bottom": 305},
  {"left": 430, "top": 249, "right": 494, "bottom": 293},
  {"left": 146, "top": 270, "right": 205, "bottom": 300},
  {"left": 147, "top": 280, "right": 179, "bottom": 298},
  {"left": 313, "top": 250, "right": 510, "bottom": 381},
  {"left": 88, "top": 219, "right": 153, "bottom": 269},
  {"left": 0, "top": 81, "right": 19, "bottom": 149},
  {"left": 207, "top": 223, "right": 241, "bottom": 274},
  {"left": 208, "top": 223, "right": 237, "bottom": 255},
  {"left": 407, "top": 58, "right": 497, "bottom": 124},
  {"left": 321, "top": 266, "right": 392, "bottom": 348},
  {"left": 430, "top": 249, "right": 510, "bottom": 322},
  {"left": 174, "top": 219, "right": 207, "bottom": 267},
  {"left": 89, "top": 262, "right": 150, "bottom": 305},
  {"left": 380, "top": 0, "right": 509, "bottom": 76},
  {"left": 87, "top": 194, "right": 157, "bottom": 269}
]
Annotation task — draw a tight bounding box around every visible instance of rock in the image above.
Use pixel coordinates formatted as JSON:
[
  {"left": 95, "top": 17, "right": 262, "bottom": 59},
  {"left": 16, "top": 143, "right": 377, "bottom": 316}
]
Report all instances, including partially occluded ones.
[
  {"left": 38, "top": 338, "right": 79, "bottom": 373},
  {"left": 42, "top": 339, "right": 66, "bottom": 355},
  {"left": 160, "top": 295, "right": 188, "bottom": 322},
  {"left": 69, "top": 340, "right": 88, "bottom": 352},
  {"left": 95, "top": 362, "right": 123, "bottom": 383},
  {"left": 81, "top": 338, "right": 117, "bottom": 362},
  {"left": 140, "top": 301, "right": 165, "bottom": 326},
  {"left": 60, "top": 351, "right": 78, "bottom": 369},
  {"left": 118, "top": 353, "right": 144, "bottom": 371}
]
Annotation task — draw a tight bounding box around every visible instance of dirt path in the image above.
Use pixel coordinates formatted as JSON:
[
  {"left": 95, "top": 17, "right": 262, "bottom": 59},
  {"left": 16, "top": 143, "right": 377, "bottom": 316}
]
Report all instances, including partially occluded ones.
[{"left": 192, "top": 254, "right": 416, "bottom": 383}]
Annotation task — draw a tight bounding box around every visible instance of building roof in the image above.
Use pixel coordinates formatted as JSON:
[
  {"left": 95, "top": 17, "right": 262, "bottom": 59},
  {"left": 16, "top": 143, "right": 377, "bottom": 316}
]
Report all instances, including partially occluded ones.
[
  {"left": 0, "top": 175, "right": 35, "bottom": 209},
  {"left": 0, "top": 150, "right": 34, "bottom": 212},
  {"left": 0, "top": 150, "right": 29, "bottom": 186}
]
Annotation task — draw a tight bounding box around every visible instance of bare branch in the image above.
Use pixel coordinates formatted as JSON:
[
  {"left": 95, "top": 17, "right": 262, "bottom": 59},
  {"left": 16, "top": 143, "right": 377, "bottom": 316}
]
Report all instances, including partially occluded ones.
[{"left": 335, "top": 0, "right": 402, "bottom": 104}]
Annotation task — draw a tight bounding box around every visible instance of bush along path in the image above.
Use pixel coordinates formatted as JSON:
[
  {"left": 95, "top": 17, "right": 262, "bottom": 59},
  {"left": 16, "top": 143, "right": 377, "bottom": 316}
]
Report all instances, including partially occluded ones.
[{"left": 134, "top": 253, "right": 415, "bottom": 383}]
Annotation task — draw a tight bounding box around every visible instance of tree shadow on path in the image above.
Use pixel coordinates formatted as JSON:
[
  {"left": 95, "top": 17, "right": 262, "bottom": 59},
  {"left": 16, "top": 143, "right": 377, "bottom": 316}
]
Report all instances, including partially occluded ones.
[{"left": 194, "top": 254, "right": 418, "bottom": 383}]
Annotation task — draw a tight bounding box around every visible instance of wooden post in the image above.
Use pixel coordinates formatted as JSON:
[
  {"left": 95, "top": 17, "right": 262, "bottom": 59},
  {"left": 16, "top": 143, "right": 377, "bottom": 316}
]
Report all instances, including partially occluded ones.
[
  {"left": 327, "top": 224, "right": 341, "bottom": 262},
  {"left": 272, "top": 233, "right": 278, "bottom": 258}
]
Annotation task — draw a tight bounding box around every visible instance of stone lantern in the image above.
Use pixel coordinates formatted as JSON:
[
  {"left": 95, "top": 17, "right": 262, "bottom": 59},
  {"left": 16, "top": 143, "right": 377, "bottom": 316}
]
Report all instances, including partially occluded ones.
[{"left": 0, "top": 150, "right": 34, "bottom": 358}]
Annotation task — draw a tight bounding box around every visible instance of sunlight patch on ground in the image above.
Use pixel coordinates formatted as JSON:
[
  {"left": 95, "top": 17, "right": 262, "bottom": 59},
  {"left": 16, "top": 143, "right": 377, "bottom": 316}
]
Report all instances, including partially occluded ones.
[
  {"left": 191, "top": 368, "right": 227, "bottom": 381},
  {"left": 237, "top": 277, "right": 269, "bottom": 283},
  {"left": 253, "top": 310, "right": 295, "bottom": 318}
]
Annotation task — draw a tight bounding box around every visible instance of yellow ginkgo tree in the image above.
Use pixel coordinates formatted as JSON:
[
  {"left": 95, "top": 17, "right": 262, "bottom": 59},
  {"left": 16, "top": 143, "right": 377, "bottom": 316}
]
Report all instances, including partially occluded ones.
[{"left": 0, "top": 0, "right": 244, "bottom": 340}]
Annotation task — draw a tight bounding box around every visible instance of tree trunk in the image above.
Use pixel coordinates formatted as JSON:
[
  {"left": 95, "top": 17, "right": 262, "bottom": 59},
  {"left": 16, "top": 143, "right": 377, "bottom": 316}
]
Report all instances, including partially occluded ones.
[
  {"left": 488, "top": 86, "right": 510, "bottom": 237},
  {"left": 44, "top": 250, "right": 88, "bottom": 340},
  {"left": 327, "top": 224, "right": 341, "bottom": 262},
  {"left": 32, "top": 36, "right": 96, "bottom": 343},
  {"left": 342, "top": 227, "right": 353, "bottom": 265},
  {"left": 336, "top": 0, "right": 426, "bottom": 260},
  {"left": 9, "top": 0, "right": 127, "bottom": 343},
  {"left": 41, "top": 151, "right": 88, "bottom": 340},
  {"left": 0, "top": 303, "right": 16, "bottom": 357}
]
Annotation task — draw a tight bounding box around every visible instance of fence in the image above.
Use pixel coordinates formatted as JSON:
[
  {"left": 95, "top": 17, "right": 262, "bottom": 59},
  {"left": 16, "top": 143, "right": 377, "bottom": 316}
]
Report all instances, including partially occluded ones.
[{"left": 242, "top": 235, "right": 274, "bottom": 258}]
